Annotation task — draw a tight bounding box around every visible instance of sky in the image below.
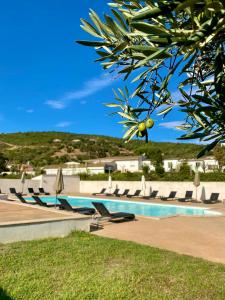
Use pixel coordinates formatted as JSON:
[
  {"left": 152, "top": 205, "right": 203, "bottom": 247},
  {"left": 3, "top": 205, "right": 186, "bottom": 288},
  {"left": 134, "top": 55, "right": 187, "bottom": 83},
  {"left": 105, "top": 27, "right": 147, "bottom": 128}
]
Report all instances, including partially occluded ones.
[{"left": 0, "top": 0, "right": 189, "bottom": 143}]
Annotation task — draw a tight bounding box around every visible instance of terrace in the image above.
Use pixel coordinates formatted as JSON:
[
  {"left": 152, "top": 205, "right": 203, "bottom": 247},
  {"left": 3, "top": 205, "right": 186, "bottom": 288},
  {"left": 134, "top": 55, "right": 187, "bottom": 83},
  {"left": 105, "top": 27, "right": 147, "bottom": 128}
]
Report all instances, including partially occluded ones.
[
  {"left": 0, "top": 200, "right": 91, "bottom": 243},
  {"left": 1, "top": 195, "right": 225, "bottom": 264}
]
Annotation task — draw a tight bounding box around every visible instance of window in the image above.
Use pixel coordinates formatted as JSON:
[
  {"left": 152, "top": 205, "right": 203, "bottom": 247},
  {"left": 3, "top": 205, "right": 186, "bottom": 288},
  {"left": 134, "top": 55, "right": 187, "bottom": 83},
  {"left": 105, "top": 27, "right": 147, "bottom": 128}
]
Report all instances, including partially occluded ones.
[
  {"left": 207, "top": 165, "right": 218, "bottom": 170},
  {"left": 168, "top": 162, "right": 173, "bottom": 168}
]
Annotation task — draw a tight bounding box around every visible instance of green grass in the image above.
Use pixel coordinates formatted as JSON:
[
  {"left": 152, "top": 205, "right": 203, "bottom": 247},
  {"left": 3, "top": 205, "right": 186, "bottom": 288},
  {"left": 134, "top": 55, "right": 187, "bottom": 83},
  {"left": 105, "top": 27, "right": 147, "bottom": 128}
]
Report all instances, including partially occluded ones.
[{"left": 1, "top": 232, "right": 225, "bottom": 300}]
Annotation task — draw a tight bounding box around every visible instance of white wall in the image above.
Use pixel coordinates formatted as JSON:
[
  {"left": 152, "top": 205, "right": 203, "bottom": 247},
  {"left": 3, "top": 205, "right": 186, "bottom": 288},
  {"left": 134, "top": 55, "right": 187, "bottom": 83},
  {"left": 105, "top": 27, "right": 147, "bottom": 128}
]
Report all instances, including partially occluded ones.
[
  {"left": 40, "top": 175, "right": 80, "bottom": 194},
  {"left": 80, "top": 180, "right": 225, "bottom": 201},
  {"left": 0, "top": 179, "right": 40, "bottom": 194},
  {"left": 0, "top": 176, "right": 80, "bottom": 195}
]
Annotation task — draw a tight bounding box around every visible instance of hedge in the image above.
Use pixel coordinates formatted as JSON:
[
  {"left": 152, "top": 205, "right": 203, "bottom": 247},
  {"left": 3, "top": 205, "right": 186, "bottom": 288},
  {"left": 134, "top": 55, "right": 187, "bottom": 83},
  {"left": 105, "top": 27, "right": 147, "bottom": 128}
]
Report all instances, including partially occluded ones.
[{"left": 80, "top": 171, "right": 225, "bottom": 182}]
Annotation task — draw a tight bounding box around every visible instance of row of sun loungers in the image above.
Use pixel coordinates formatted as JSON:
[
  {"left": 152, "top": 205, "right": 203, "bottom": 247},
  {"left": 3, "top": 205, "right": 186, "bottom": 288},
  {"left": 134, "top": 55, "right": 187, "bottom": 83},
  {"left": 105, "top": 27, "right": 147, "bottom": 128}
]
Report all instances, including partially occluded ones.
[
  {"left": 92, "top": 188, "right": 220, "bottom": 204},
  {"left": 93, "top": 188, "right": 142, "bottom": 198},
  {"left": 9, "top": 187, "right": 50, "bottom": 195},
  {"left": 13, "top": 193, "right": 134, "bottom": 221}
]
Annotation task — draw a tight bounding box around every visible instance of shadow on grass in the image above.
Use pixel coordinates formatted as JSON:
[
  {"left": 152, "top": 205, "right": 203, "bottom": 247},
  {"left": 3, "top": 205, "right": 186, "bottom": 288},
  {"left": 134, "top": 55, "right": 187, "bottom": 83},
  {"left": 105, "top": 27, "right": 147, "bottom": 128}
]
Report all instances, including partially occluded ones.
[{"left": 0, "top": 288, "right": 13, "bottom": 300}]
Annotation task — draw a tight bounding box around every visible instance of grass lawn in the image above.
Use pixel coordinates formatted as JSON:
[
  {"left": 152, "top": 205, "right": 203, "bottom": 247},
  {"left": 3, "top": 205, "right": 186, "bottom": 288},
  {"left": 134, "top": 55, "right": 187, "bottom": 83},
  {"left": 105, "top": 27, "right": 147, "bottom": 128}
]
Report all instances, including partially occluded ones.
[{"left": 1, "top": 232, "right": 225, "bottom": 300}]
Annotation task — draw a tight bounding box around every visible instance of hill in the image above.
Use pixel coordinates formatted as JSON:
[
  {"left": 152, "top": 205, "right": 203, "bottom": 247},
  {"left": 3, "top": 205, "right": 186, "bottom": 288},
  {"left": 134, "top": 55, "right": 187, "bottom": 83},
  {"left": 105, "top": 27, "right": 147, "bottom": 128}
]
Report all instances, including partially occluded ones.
[{"left": 0, "top": 131, "right": 205, "bottom": 168}]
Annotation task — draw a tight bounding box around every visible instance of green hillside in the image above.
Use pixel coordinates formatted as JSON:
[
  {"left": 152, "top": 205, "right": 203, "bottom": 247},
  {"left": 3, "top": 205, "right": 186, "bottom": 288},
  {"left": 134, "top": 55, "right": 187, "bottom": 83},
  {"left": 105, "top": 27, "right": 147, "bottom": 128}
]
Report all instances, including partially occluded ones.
[{"left": 0, "top": 131, "right": 205, "bottom": 168}]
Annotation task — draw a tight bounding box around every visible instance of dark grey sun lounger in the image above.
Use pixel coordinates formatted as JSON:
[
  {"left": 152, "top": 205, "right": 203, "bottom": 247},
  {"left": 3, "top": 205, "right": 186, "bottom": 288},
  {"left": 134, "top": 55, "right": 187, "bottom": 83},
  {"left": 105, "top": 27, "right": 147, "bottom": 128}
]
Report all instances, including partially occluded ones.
[
  {"left": 177, "top": 191, "right": 193, "bottom": 202},
  {"left": 92, "top": 202, "right": 135, "bottom": 222},
  {"left": 9, "top": 188, "right": 17, "bottom": 194},
  {"left": 117, "top": 189, "right": 130, "bottom": 197},
  {"left": 38, "top": 188, "right": 50, "bottom": 195},
  {"left": 15, "top": 193, "right": 37, "bottom": 205},
  {"left": 143, "top": 190, "right": 159, "bottom": 200},
  {"left": 160, "top": 191, "right": 177, "bottom": 201},
  {"left": 58, "top": 198, "right": 95, "bottom": 215},
  {"left": 92, "top": 188, "right": 106, "bottom": 196},
  {"left": 126, "top": 189, "right": 141, "bottom": 198},
  {"left": 105, "top": 188, "right": 120, "bottom": 196},
  {"left": 32, "top": 196, "right": 60, "bottom": 208},
  {"left": 107, "top": 189, "right": 130, "bottom": 197},
  {"left": 28, "top": 187, "right": 40, "bottom": 195},
  {"left": 203, "top": 193, "right": 220, "bottom": 204}
]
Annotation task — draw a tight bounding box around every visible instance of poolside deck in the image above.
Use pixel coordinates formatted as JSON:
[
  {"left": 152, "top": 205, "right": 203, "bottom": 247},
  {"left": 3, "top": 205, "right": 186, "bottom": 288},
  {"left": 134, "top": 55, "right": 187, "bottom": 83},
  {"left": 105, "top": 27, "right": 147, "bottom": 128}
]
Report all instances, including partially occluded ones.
[
  {"left": 0, "top": 200, "right": 84, "bottom": 224},
  {"left": 88, "top": 195, "right": 225, "bottom": 264},
  {"left": 1, "top": 195, "right": 225, "bottom": 264},
  {"left": 0, "top": 200, "right": 92, "bottom": 243}
]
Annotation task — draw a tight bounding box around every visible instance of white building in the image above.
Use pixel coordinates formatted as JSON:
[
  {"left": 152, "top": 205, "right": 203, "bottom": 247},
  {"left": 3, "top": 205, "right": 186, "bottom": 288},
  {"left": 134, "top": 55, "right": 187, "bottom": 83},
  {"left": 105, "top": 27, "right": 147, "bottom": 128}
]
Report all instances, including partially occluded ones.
[
  {"left": 114, "top": 156, "right": 142, "bottom": 173},
  {"left": 44, "top": 164, "right": 104, "bottom": 176},
  {"left": 186, "top": 157, "right": 219, "bottom": 172},
  {"left": 44, "top": 155, "right": 220, "bottom": 176},
  {"left": 163, "top": 159, "right": 180, "bottom": 172},
  {"left": 141, "top": 160, "right": 155, "bottom": 172}
]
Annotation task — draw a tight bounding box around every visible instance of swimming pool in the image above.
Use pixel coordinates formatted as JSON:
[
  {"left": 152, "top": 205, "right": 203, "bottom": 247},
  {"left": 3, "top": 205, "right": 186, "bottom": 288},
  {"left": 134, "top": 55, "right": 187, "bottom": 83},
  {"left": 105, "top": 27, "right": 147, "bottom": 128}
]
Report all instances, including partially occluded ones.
[{"left": 26, "top": 196, "right": 222, "bottom": 218}]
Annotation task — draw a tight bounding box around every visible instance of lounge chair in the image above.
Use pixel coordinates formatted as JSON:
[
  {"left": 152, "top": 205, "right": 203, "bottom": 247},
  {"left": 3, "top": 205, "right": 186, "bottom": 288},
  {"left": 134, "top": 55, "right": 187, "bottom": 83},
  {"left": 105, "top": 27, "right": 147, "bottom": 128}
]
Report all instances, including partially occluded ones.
[
  {"left": 177, "top": 191, "right": 193, "bottom": 202},
  {"left": 126, "top": 189, "right": 141, "bottom": 198},
  {"left": 15, "top": 193, "right": 37, "bottom": 205},
  {"left": 105, "top": 188, "right": 120, "bottom": 196},
  {"left": 9, "top": 188, "right": 17, "bottom": 194},
  {"left": 117, "top": 189, "right": 130, "bottom": 197},
  {"left": 38, "top": 188, "right": 50, "bottom": 195},
  {"left": 28, "top": 187, "right": 40, "bottom": 195},
  {"left": 32, "top": 196, "right": 59, "bottom": 208},
  {"left": 92, "top": 188, "right": 106, "bottom": 196},
  {"left": 92, "top": 202, "right": 135, "bottom": 222},
  {"left": 203, "top": 193, "right": 220, "bottom": 204},
  {"left": 143, "top": 190, "right": 159, "bottom": 200},
  {"left": 58, "top": 198, "right": 95, "bottom": 215},
  {"left": 160, "top": 191, "right": 177, "bottom": 201}
]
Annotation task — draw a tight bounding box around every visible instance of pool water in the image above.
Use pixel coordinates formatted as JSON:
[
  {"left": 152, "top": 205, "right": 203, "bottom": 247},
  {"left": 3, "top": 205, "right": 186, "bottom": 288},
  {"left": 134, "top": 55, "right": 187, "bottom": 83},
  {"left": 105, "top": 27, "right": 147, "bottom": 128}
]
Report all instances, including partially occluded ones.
[{"left": 26, "top": 196, "right": 221, "bottom": 218}]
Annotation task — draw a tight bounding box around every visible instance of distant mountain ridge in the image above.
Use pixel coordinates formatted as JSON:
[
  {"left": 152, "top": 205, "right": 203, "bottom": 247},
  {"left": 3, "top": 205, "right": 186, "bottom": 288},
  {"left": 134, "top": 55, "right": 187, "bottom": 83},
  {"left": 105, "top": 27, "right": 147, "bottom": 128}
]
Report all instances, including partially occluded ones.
[{"left": 0, "top": 131, "right": 204, "bottom": 168}]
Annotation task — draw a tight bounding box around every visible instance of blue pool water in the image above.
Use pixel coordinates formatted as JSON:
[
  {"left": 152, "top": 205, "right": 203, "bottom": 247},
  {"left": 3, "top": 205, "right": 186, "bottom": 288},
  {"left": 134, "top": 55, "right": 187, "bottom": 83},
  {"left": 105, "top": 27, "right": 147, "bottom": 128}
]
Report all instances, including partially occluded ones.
[{"left": 26, "top": 196, "right": 221, "bottom": 217}]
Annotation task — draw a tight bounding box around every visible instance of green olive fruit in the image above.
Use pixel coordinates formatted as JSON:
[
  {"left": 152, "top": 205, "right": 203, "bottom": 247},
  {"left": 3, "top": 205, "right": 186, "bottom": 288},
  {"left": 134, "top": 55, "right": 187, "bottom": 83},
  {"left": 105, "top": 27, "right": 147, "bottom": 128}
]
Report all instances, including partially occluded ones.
[
  {"left": 145, "top": 118, "right": 154, "bottom": 129},
  {"left": 138, "top": 122, "right": 146, "bottom": 132}
]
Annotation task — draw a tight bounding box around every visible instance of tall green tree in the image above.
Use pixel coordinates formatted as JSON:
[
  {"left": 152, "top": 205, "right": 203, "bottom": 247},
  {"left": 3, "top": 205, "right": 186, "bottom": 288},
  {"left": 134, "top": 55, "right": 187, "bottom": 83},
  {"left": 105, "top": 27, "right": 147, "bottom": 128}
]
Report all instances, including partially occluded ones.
[
  {"left": 77, "top": 0, "right": 225, "bottom": 157},
  {"left": 0, "top": 153, "right": 8, "bottom": 173},
  {"left": 213, "top": 146, "right": 225, "bottom": 169}
]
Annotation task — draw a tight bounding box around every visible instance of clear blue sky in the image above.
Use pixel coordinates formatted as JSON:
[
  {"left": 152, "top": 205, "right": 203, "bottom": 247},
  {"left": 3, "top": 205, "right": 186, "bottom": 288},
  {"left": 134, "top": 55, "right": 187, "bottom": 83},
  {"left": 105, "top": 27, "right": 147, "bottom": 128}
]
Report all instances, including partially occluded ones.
[{"left": 0, "top": 0, "right": 187, "bottom": 142}]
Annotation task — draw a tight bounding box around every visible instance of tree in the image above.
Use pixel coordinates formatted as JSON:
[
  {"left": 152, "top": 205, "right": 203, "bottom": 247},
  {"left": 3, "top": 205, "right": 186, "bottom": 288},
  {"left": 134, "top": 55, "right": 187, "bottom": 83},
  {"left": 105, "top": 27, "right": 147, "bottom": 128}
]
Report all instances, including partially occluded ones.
[
  {"left": 0, "top": 153, "right": 8, "bottom": 173},
  {"left": 77, "top": 0, "right": 225, "bottom": 157},
  {"left": 142, "top": 164, "right": 149, "bottom": 175},
  {"left": 179, "top": 162, "right": 192, "bottom": 176},
  {"left": 213, "top": 146, "right": 225, "bottom": 169},
  {"left": 145, "top": 148, "right": 163, "bottom": 166}
]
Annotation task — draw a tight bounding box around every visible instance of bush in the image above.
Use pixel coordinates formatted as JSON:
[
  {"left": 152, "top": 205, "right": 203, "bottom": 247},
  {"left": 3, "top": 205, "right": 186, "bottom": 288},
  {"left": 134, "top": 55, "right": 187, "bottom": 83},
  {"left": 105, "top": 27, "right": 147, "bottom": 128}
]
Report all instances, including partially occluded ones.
[
  {"left": 179, "top": 163, "right": 192, "bottom": 176},
  {"left": 142, "top": 165, "right": 149, "bottom": 175},
  {"left": 80, "top": 171, "right": 225, "bottom": 181},
  {"left": 155, "top": 163, "right": 165, "bottom": 175}
]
